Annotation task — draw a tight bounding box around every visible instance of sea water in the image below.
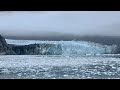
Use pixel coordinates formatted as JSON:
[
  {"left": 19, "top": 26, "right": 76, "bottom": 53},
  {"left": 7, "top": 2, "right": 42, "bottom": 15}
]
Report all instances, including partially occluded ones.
[{"left": 0, "top": 39, "right": 119, "bottom": 79}]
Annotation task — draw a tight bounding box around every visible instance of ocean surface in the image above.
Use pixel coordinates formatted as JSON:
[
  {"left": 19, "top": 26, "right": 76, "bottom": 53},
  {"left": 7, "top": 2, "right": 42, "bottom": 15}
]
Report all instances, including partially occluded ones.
[{"left": 0, "top": 39, "right": 119, "bottom": 79}]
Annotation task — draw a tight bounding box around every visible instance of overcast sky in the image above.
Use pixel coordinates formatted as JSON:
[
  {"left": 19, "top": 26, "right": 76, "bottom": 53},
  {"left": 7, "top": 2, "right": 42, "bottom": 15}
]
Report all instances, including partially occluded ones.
[{"left": 0, "top": 11, "right": 120, "bottom": 39}]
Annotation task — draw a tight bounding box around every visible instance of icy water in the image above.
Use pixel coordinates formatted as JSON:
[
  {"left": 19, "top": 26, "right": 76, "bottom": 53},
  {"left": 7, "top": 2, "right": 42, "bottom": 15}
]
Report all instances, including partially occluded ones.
[
  {"left": 0, "top": 55, "right": 120, "bottom": 79},
  {"left": 1, "top": 39, "right": 120, "bottom": 79}
]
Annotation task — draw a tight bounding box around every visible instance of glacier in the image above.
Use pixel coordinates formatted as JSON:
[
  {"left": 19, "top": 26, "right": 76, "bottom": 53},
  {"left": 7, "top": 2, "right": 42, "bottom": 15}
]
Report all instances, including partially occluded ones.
[
  {"left": 0, "top": 39, "right": 119, "bottom": 79},
  {"left": 6, "top": 39, "right": 117, "bottom": 55}
]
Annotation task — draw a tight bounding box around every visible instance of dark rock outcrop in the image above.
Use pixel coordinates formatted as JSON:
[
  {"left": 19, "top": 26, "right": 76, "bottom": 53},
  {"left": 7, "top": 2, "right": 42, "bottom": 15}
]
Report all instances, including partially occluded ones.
[
  {"left": 0, "top": 35, "right": 8, "bottom": 54},
  {"left": 8, "top": 43, "right": 62, "bottom": 55},
  {"left": 0, "top": 35, "right": 16, "bottom": 55}
]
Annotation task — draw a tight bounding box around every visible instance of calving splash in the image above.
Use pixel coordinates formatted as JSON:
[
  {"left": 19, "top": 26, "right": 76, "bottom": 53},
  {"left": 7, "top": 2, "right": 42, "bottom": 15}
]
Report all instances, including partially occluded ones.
[{"left": 6, "top": 39, "right": 117, "bottom": 55}]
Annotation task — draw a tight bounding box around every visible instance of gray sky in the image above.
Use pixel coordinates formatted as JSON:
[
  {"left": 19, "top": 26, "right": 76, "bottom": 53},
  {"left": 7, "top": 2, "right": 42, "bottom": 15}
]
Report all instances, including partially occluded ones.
[{"left": 0, "top": 11, "right": 120, "bottom": 39}]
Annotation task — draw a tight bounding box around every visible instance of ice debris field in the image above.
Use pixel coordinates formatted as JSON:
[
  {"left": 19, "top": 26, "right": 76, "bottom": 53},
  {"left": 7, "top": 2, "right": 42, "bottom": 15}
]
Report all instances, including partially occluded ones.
[{"left": 0, "top": 39, "right": 119, "bottom": 79}]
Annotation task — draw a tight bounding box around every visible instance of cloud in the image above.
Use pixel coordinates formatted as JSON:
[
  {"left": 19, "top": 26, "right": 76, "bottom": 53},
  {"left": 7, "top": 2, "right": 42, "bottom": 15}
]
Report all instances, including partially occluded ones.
[{"left": 0, "top": 11, "right": 120, "bottom": 40}]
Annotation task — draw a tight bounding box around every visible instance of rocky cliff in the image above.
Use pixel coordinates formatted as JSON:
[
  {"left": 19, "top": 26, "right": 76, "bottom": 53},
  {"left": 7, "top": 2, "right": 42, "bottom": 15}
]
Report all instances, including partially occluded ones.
[{"left": 0, "top": 35, "right": 8, "bottom": 54}]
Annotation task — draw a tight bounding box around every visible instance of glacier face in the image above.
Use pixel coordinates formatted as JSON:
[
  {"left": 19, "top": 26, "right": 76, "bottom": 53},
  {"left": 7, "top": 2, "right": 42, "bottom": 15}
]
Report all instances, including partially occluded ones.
[
  {"left": 60, "top": 41, "right": 117, "bottom": 55},
  {"left": 6, "top": 39, "right": 117, "bottom": 55}
]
